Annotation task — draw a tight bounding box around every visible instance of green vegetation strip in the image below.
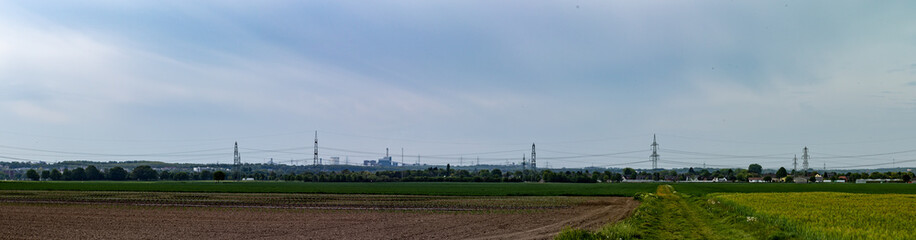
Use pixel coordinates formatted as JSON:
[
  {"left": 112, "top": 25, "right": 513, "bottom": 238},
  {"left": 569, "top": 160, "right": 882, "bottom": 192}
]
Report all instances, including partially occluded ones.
[
  {"left": 0, "top": 181, "right": 660, "bottom": 196},
  {"left": 557, "top": 185, "right": 795, "bottom": 240}
]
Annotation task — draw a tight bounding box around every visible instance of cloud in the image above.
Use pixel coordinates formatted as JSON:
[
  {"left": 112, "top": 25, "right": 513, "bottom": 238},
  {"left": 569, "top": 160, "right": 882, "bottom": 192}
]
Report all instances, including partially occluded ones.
[{"left": 2, "top": 101, "right": 69, "bottom": 124}]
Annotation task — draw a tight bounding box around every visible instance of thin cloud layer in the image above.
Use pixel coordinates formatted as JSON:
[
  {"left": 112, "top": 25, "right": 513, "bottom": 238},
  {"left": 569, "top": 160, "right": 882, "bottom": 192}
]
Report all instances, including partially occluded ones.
[{"left": 1, "top": 1, "right": 915, "bottom": 169}]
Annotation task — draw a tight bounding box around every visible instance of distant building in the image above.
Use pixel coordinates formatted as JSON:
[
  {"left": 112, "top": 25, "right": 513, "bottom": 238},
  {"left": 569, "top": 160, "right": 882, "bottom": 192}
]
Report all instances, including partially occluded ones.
[
  {"left": 378, "top": 156, "right": 393, "bottom": 166},
  {"left": 330, "top": 157, "right": 340, "bottom": 165},
  {"left": 363, "top": 160, "right": 377, "bottom": 166},
  {"left": 748, "top": 177, "right": 765, "bottom": 183},
  {"left": 856, "top": 179, "right": 904, "bottom": 184}
]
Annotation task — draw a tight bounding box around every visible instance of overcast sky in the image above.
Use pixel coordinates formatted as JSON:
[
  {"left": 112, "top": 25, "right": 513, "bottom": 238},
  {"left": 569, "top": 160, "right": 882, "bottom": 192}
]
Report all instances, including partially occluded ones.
[{"left": 2, "top": 1, "right": 916, "bottom": 170}]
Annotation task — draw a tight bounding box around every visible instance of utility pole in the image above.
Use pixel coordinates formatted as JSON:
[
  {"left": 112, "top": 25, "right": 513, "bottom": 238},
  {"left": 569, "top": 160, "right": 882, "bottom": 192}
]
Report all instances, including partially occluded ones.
[{"left": 650, "top": 134, "right": 660, "bottom": 170}]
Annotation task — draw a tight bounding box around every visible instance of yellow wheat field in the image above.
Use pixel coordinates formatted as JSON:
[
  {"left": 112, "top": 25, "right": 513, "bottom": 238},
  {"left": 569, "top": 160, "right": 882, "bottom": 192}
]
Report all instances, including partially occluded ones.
[{"left": 715, "top": 192, "right": 916, "bottom": 240}]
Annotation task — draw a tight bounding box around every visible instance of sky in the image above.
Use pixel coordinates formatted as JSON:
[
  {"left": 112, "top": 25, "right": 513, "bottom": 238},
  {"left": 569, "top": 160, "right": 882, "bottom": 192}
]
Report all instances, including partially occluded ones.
[{"left": 2, "top": 1, "right": 916, "bottom": 170}]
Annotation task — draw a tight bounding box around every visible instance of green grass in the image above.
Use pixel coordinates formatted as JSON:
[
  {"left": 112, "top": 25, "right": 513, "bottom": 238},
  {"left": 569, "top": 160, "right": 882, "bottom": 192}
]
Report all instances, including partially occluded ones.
[
  {"left": 0, "top": 181, "right": 660, "bottom": 196},
  {"left": 557, "top": 185, "right": 796, "bottom": 240},
  {"left": 673, "top": 183, "right": 916, "bottom": 196}
]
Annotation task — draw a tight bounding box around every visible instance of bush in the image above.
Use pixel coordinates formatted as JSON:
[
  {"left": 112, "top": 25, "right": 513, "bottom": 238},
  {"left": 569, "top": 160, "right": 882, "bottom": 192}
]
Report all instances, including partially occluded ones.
[{"left": 555, "top": 226, "right": 600, "bottom": 240}]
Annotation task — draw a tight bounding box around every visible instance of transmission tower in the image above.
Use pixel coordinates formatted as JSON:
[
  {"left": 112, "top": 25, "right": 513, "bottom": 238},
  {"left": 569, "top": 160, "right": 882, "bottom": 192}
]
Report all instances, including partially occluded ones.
[
  {"left": 793, "top": 155, "right": 798, "bottom": 173},
  {"left": 313, "top": 131, "right": 319, "bottom": 166},
  {"left": 650, "top": 134, "right": 660, "bottom": 170},
  {"left": 802, "top": 146, "right": 809, "bottom": 171},
  {"left": 233, "top": 142, "right": 241, "bottom": 181},
  {"left": 522, "top": 154, "right": 527, "bottom": 170},
  {"left": 531, "top": 143, "right": 537, "bottom": 169}
]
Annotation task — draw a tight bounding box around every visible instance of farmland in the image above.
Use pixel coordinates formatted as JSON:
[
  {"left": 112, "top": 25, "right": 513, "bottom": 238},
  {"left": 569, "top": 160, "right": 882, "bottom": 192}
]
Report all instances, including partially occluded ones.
[
  {"left": 0, "top": 181, "right": 661, "bottom": 196},
  {"left": 715, "top": 192, "right": 916, "bottom": 239},
  {"left": 5, "top": 181, "right": 916, "bottom": 239},
  {"left": 559, "top": 183, "right": 916, "bottom": 240},
  {"left": 0, "top": 190, "right": 637, "bottom": 239}
]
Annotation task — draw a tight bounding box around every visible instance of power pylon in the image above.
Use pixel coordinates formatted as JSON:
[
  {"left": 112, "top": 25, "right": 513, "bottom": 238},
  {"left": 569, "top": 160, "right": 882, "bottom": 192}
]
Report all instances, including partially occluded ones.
[
  {"left": 313, "top": 131, "right": 319, "bottom": 166},
  {"left": 650, "top": 135, "right": 660, "bottom": 170},
  {"left": 531, "top": 143, "right": 537, "bottom": 169},
  {"left": 802, "top": 146, "right": 809, "bottom": 171},
  {"left": 233, "top": 142, "right": 241, "bottom": 181}
]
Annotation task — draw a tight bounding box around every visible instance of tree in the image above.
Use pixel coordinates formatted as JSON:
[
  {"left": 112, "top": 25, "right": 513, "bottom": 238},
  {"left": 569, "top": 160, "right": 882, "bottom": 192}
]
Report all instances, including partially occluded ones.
[
  {"left": 159, "top": 170, "right": 172, "bottom": 181},
  {"left": 903, "top": 174, "right": 912, "bottom": 183},
  {"left": 784, "top": 176, "right": 794, "bottom": 183},
  {"left": 131, "top": 165, "right": 158, "bottom": 181},
  {"left": 688, "top": 167, "right": 696, "bottom": 175},
  {"left": 623, "top": 168, "right": 637, "bottom": 178},
  {"left": 213, "top": 171, "right": 226, "bottom": 182},
  {"left": 776, "top": 167, "right": 788, "bottom": 178},
  {"left": 200, "top": 170, "right": 213, "bottom": 180},
  {"left": 62, "top": 168, "right": 72, "bottom": 181},
  {"left": 26, "top": 169, "right": 40, "bottom": 181},
  {"left": 611, "top": 173, "right": 623, "bottom": 182},
  {"left": 491, "top": 169, "right": 503, "bottom": 180},
  {"left": 107, "top": 167, "right": 129, "bottom": 180},
  {"left": 40, "top": 170, "right": 50, "bottom": 180},
  {"left": 50, "top": 169, "right": 62, "bottom": 180},
  {"left": 85, "top": 165, "right": 102, "bottom": 180},
  {"left": 174, "top": 172, "right": 190, "bottom": 181},
  {"left": 763, "top": 176, "right": 772, "bottom": 182},
  {"left": 748, "top": 164, "right": 762, "bottom": 175},
  {"left": 71, "top": 167, "right": 86, "bottom": 181}
]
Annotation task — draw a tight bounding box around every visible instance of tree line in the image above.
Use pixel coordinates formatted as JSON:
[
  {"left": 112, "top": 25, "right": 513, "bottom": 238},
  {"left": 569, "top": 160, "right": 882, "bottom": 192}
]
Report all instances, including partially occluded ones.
[
  {"left": 24, "top": 165, "right": 221, "bottom": 181},
  {"left": 21, "top": 163, "right": 915, "bottom": 183}
]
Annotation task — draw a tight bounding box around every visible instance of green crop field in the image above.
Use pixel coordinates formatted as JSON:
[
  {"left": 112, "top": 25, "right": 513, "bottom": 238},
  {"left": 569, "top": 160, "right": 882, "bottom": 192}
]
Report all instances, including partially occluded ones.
[
  {"left": 0, "top": 181, "right": 661, "bottom": 196},
  {"left": 716, "top": 192, "right": 916, "bottom": 239},
  {"left": 558, "top": 183, "right": 916, "bottom": 240},
  {"left": 4, "top": 181, "right": 915, "bottom": 196},
  {"left": 673, "top": 183, "right": 916, "bottom": 195}
]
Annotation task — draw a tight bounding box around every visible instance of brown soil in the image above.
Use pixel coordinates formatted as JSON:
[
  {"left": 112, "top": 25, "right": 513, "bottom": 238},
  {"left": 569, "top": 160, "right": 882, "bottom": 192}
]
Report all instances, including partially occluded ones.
[{"left": 0, "top": 196, "right": 637, "bottom": 240}]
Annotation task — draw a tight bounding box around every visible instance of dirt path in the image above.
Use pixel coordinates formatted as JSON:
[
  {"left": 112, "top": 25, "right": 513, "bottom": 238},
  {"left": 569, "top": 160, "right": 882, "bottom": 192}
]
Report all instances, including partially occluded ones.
[{"left": 0, "top": 196, "right": 637, "bottom": 240}]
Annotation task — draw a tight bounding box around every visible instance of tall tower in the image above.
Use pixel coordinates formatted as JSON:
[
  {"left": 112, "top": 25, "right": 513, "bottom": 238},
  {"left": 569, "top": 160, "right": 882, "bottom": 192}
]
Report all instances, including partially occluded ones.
[
  {"left": 793, "top": 155, "right": 798, "bottom": 173},
  {"left": 650, "top": 134, "right": 660, "bottom": 170},
  {"left": 522, "top": 154, "right": 527, "bottom": 170},
  {"left": 233, "top": 142, "right": 241, "bottom": 180},
  {"left": 313, "top": 131, "right": 319, "bottom": 166},
  {"left": 802, "top": 146, "right": 809, "bottom": 171},
  {"left": 531, "top": 143, "right": 537, "bottom": 169}
]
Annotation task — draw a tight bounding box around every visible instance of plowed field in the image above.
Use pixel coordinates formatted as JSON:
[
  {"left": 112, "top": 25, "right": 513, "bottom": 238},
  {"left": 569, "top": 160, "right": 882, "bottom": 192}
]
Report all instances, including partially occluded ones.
[{"left": 0, "top": 191, "right": 637, "bottom": 240}]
